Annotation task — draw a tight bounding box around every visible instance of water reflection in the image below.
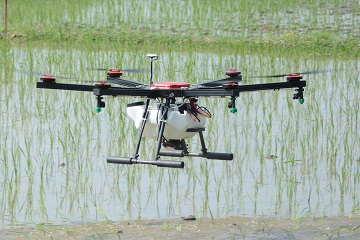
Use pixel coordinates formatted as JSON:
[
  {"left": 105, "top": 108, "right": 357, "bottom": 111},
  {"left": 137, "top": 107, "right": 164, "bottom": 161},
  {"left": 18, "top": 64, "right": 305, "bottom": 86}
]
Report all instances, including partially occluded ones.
[{"left": 0, "top": 45, "right": 359, "bottom": 227}]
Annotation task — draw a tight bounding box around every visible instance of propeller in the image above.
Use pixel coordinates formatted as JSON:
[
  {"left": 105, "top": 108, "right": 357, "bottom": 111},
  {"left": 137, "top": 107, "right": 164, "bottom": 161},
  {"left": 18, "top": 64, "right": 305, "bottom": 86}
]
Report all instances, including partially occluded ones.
[
  {"left": 88, "top": 67, "right": 146, "bottom": 73},
  {"left": 251, "top": 70, "right": 329, "bottom": 78},
  {"left": 102, "top": 68, "right": 148, "bottom": 87},
  {"left": 17, "top": 69, "right": 85, "bottom": 81},
  {"left": 107, "top": 77, "right": 148, "bottom": 88},
  {"left": 197, "top": 68, "right": 242, "bottom": 87},
  {"left": 20, "top": 68, "right": 149, "bottom": 87}
]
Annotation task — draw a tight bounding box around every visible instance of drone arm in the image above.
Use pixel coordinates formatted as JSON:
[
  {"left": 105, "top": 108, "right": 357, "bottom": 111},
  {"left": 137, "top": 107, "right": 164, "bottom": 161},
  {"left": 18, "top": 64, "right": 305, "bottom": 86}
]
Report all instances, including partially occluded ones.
[
  {"left": 184, "top": 80, "right": 306, "bottom": 98},
  {"left": 93, "top": 87, "right": 156, "bottom": 97},
  {"left": 38, "top": 80, "right": 305, "bottom": 97},
  {"left": 107, "top": 78, "right": 148, "bottom": 88},
  {"left": 236, "top": 80, "right": 306, "bottom": 93},
  {"left": 92, "top": 80, "right": 306, "bottom": 98},
  {"left": 37, "top": 82, "right": 95, "bottom": 92},
  {"left": 197, "top": 76, "right": 242, "bottom": 87}
]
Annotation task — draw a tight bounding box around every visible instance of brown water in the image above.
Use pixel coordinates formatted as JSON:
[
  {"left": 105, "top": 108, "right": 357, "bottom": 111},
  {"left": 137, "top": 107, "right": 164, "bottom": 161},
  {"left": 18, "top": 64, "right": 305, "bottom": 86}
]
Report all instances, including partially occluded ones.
[{"left": 1, "top": 216, "right": 360, "bottom": 239}]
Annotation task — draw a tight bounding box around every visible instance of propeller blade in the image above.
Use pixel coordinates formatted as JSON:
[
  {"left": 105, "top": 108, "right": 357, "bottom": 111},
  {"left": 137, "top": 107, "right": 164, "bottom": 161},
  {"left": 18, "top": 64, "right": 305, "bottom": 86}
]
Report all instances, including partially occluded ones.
[
  {"left": 19, "top": 69, "right": 147, "bottom": 86},
  {"left": 107, "top": 77, "right": 149, "bottom": 88},
  {"left": 17, "top": 69, "right": 84, "bottom": 81},
  {"left": 17, "top": 70, "right": 45, "bottom": 76},
  {"left": 122, "top": 68, "right": 147, "bottom": 73},
  {"left": 196, "top": 68, "right": 242, "bottom": 87},
  {"left": 251, "top": 70, "right": 329, "bottom": 78},
  {"left": 196, "top": 76, "right": 243, "bottom": 87},
  {"left": 88, "top": 68, "right": 146, "bottom": 73}
]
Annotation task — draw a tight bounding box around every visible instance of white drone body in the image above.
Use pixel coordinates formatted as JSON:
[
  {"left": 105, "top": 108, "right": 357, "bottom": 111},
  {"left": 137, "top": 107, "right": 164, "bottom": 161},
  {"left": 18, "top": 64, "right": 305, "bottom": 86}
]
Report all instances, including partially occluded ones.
[{"left": 127, "top": 101, "right": 206, "bottom": 140}]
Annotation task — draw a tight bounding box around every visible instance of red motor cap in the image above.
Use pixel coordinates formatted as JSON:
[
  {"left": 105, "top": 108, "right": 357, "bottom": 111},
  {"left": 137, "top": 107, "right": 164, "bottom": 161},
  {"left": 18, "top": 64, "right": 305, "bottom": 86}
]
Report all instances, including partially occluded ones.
[
  {"left": 107, "top": 68, "right": 122, "bottom": 78},
  {"left": 40, "top": 74, "right": 56, "bottom": 83},
  {"left": 287, "top": 73, "right": 303, "bottom": 81},
  {"left": 226, "top": 68, "right": 241, "bottom": 77},
  {"left": 95, "top": 81, "right": 111, "bottom": 88}
]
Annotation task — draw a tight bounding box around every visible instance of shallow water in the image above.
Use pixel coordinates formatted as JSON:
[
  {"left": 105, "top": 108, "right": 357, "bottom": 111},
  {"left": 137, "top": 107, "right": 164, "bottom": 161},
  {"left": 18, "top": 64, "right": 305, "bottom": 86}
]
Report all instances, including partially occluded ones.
[
  {"left": 1, "top": 216, "right": 360, "bottom": 239},
  {"left": 8, "top": 0, "right": 360, "bottom": 37},
  {"left": 0, "top": 44, "right": 359, "bottom": 229}
]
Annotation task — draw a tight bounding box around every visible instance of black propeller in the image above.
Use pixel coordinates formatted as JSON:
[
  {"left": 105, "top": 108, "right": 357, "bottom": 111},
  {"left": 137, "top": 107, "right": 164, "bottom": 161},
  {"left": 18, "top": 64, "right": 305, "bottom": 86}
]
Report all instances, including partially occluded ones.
[
  {"left": 20, "top": 68, "right": 149, "bottom": 87},
  {"left": 197, "top": 68, "right": 242, "bottom": 87},
  {"left": 251, "top": 70, "right": 329, "bottom": 78},
  {"left": 88, "top": 67, "right": 146, "bottom": 73},
  {"left": 103, "top": 68, "right": 148, "bottom": 87},
  {"left": 107, "top": 77, "right": 148, "bottom": 88},
  {"left": 17, "top": 69, "right": 85, "bottom": 81}
]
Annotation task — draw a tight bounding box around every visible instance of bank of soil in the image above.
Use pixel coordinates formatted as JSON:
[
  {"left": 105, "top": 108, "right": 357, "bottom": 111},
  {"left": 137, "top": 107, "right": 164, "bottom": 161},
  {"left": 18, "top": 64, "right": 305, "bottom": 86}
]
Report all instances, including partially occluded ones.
[{"left": 1, "top": 216, "right": 360, "bottom": 239}]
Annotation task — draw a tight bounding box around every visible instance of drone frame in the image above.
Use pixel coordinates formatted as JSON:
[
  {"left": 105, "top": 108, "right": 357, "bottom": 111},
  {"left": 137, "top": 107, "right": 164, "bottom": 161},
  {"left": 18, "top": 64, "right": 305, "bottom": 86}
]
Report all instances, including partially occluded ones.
[{"left": 37, "top": 72, "right": 306, "bottom": 169}]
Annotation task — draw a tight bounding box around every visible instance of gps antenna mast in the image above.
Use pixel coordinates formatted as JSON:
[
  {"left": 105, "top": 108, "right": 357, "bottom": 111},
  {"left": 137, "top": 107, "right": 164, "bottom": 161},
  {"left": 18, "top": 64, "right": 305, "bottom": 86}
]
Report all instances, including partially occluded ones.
[{"left": 147, "top": 54, "right": 158, "bottom": 84}]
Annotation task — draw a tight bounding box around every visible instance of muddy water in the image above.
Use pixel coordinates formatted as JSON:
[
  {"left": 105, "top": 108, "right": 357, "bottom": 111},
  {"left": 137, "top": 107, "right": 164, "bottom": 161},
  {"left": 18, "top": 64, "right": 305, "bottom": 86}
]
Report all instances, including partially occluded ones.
[{"left": 1, "top": 216, "right": 360, "bottom": 239}]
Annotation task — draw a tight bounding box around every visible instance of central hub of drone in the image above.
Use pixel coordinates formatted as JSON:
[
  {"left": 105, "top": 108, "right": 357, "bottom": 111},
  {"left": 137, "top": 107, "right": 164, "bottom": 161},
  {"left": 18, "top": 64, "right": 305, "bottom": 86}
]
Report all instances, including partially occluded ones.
[{"left": 151, "top": 82, "right": 190, "bottom": 89}]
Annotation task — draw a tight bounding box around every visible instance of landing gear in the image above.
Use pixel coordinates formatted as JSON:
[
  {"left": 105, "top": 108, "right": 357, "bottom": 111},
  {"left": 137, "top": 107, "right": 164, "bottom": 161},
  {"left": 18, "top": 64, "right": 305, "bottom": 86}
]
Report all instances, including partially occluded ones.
[
  {"left": 160, "top": 128, "right": 233, "bottom": 161},
  {"left": 106, "top": 98, "right": 233, "bottom": 168}
]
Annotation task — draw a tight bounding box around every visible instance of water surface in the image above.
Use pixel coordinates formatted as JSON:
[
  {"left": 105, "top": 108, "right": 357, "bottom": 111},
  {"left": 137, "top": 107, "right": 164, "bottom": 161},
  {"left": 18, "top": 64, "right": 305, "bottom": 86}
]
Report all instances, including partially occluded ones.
[{"left": 0, "top": 44, "right": 359, "bottom": 227}]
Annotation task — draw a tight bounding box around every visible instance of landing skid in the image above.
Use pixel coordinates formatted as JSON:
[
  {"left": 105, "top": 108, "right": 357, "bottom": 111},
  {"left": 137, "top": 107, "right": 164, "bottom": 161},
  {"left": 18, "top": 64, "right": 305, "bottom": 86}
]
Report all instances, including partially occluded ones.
[{"left": 106, "top": 99, "right": 233, "bottom": 168}]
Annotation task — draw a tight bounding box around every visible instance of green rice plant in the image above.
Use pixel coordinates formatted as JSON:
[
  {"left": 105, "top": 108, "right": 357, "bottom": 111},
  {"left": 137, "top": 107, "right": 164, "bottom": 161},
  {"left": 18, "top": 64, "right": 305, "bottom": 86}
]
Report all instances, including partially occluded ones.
[
  {"left": 0, "top": 37, "right": 359, "bottom": 227},
  {"left": 1, "top": 0, "right": 359, "bottom": 55}
]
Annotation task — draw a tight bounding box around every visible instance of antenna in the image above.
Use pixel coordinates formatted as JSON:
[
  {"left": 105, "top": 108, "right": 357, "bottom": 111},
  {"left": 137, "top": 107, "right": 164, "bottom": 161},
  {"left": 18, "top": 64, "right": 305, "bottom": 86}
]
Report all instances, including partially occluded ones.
[{"left": 146, "top": 54, "right": 158, "bottom": 84}]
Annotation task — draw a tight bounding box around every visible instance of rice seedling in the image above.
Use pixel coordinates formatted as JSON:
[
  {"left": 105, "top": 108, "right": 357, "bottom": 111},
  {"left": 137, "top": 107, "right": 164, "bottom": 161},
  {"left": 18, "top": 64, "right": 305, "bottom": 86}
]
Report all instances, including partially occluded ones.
[
  {"left": 0, "top": 2, "right": 358, "bottom": 235},
  {"left": 1, "top": 0, "right": 359, "bottom": 55}
]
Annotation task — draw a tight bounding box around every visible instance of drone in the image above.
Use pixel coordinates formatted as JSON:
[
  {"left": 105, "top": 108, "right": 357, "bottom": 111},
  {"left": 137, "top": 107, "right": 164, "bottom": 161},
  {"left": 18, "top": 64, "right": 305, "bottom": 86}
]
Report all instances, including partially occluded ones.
[{"left": 36, "top": 54, "right": 307, "bottom": 168}]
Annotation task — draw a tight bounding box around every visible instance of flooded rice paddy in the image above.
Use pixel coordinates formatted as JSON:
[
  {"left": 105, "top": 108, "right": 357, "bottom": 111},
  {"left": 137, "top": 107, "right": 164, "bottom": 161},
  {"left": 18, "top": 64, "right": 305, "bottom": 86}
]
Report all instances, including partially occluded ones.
[
  {"left": 8, "top": 0, "right": 360, "bottom": 38},
  {"left": 0, "top": 44, "right": 359, "bottom": 238},
  {"left": 2, "top": 215, "right": 360, "bottom": 239}
]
